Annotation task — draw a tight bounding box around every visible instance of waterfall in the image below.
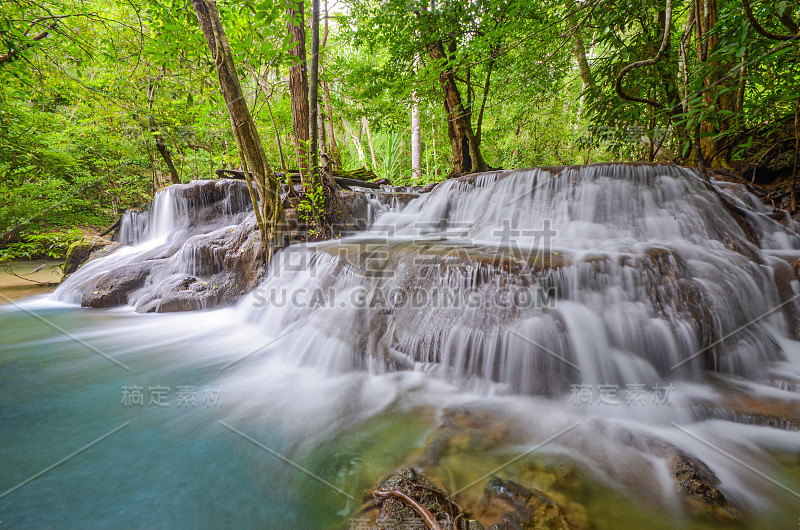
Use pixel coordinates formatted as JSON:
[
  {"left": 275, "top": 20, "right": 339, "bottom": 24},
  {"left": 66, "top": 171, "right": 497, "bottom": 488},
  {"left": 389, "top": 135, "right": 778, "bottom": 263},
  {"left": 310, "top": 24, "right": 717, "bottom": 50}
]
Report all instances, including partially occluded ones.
[
  {"left": 235, "top": 164, "right": 800, "bottom": 395},
  {"left": 16, "top": 164, "right": 799, "bottom": 524},
  {"left": 53, "top": 180, "right": 255, "bottom": 309},
  {"left": 52, "top": 165, "right": 800, "bottom": 392}
]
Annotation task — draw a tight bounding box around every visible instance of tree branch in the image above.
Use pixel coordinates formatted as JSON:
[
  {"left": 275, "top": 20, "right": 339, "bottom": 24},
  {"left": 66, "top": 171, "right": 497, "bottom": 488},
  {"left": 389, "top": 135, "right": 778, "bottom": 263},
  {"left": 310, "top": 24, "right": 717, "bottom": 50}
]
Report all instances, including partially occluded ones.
[
  {"left": 614, "top": 0, "right": 673, "bottom": 109},
  {"left": 0, "top": 21, "right": 57, "bottom": 65},
  {"left": 742, "top": 0, "right": 798, "bottom": 41}
]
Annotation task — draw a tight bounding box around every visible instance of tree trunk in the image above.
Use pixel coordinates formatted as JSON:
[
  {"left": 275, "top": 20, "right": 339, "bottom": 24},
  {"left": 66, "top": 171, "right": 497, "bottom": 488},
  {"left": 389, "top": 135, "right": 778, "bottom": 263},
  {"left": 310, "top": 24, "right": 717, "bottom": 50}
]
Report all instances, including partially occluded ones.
[
  {"left": 792, "top": 98, "right": 799, "bottom": 213},
  {"left": 318, "top": 99, "right": 326, "bottom": 157},
  {"left": 344, "top": 118, "right": 365, "bottom": 163},
  {"left": 425, "top": 40, "right": 487, "bottom": 175},
  {"left": 147, "top": 81, "right": 181, "bottom": 185},
  {"left": 694, "top": 0, "right": 733, "bottom": 165},
  {"left": 476, "top": 43, "right": 499, "bottom": 146},
  {"left": 287, "top": 0, "right": 311, "bottom": 186},
  {"left": 322, "top": 78, "right": 341, "bottom": 168},
  {"left": 431, "top": 121, "right": 438, "bottom": 179},
  {"left": 362, "top": 116, "right": 378, "bottom": 171},
  {"left": 657, "top": 5, "right": 683, "bottom": 120},
  {"left": 411, "top": 90, "right": 422, "bottom": 180},
  {"left": 735, "top": 50, "right": 747, "bottom": 117},
  {"left": 573, "top": 30, "right": 590, "bottom": 131},
  {"left": 192, "top": 0, "right": 284, "bottom": 258},
  {"left": 154, "top": 133, "right": 181, "bottom": 185},
  {"left": 308, "top": 0, "right": 320, "bottom": 184},
  {"left": 573, "top": 30, "right": 594, "bottom": 89}
]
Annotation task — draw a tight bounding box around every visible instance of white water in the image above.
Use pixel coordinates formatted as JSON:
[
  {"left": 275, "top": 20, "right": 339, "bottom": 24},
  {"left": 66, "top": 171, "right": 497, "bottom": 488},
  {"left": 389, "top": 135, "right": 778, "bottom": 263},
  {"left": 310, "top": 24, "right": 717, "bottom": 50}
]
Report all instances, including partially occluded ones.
[
  {"left": 52, "top": 180, "right": 254, "bottom": 308},
  {"left": 234, "top": 166, "right": 799, "bottom": 391},
  {"left": 225, "top": 165, "right": 800, "bottom": 517},
  {"left": 12, "top": 164, "right": 800, "bottom": 523}
]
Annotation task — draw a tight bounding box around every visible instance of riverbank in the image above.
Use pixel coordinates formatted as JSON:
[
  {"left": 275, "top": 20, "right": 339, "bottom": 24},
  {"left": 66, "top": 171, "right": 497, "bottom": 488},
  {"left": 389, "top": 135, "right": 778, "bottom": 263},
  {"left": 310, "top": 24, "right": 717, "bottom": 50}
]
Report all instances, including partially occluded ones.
[{"left": 0, "top": 260, "right": 62, "bottom": 303}]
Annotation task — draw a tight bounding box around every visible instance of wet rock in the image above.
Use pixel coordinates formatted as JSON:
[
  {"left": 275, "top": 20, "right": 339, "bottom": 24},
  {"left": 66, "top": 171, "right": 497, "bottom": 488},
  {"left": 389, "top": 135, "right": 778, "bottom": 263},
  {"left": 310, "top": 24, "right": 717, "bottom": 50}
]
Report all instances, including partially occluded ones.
[
  {"left": 669, "top": 452, "right": 726, "bottom": 505},
  {"left": 689, "top": 388, "right": 800, "bottom": 431},
  {"left": 338, "top": 190, "right": 370, "bottom": 232},
  {"left": 79, "top": 262, "right": 151, "bottom": 307},
  {"left": 480, "top": 477, "right": 584, "bottom": 530},
  {"left": 612, "top": 427, "right": 741, "bottom": 521},
  {"left": 62, "top": 235, "right": 115, "bottom": 277},
  {"left": 131, "top": 216, "right": 267, "bottom": 312},
  {"left": 767, "top": 256, "right": 800, "bottom": 339}
]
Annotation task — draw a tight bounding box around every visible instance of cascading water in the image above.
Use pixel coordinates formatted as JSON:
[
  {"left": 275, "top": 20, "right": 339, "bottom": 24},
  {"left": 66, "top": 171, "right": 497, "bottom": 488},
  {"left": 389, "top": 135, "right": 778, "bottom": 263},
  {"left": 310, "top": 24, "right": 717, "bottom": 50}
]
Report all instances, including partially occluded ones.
[
  {"left": 114, "top": 187, "right": 186, "bottom": 245},
  {"left": 219, "top": 163, "right": 799, "bottom": 522},
  {"left": 238, "top": 164, "right": 798, "bottom": 392},
  {"left": 53, "top": 180, "right": 257, "bottom": 311},
  {"left": 3, "top": 164, "right": 799, "bottom": 528}
]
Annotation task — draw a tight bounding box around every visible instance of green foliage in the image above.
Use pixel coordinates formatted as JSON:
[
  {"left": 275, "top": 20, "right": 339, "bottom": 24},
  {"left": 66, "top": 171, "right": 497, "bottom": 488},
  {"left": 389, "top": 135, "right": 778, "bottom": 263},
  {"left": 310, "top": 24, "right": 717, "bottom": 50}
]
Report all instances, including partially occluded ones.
[
  {"left": 0, "top": 228, "right": 84, "bottom": 261},
  {"left": 297, "top": 184, "right": 326, "bottom": 240},
  {"left": 1, "top": 0, "right": 798, "bottom": 257}
]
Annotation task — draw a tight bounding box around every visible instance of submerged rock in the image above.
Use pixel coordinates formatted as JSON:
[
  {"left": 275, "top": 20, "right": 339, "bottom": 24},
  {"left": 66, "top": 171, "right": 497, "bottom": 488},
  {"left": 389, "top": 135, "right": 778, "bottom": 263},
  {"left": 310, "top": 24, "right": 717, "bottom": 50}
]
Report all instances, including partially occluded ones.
[
  {"left": 351, "top": 468, "right": 482, "bottom": 530},
  {"left": 349, "top": 465, "right": 586, "bottom": 530},
  {"left": 373, "top": 408, "right": 589, "bottom": 529},
  {"left": 481, "top": 477, "right": 585, "bottom": 530}
]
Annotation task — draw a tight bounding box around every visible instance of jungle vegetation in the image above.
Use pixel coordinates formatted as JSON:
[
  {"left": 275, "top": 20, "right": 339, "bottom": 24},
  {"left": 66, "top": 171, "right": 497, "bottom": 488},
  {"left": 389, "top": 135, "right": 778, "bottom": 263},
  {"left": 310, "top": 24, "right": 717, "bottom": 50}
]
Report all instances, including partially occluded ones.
[{"left": 1, "top": 0, "right": 798, "bottom": 259}]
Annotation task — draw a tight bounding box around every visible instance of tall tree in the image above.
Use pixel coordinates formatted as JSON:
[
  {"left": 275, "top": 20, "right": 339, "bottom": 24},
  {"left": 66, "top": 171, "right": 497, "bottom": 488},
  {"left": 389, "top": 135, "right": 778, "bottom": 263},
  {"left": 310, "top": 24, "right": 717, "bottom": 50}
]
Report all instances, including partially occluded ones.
[
  {"left": 192, "top": 0, "right": 284, "bottom": 257},
  {"left": 287, "top": 0, "right": 311, "bottom": 186},
  {"left": 421, "top": 1, "right": 487, "bottom": 175},
  {"left": 411, "top": 88, "right": 422, "bottom": 180},
  {"left": 425, "top": 39, "right": 488, "bottom": 174}
]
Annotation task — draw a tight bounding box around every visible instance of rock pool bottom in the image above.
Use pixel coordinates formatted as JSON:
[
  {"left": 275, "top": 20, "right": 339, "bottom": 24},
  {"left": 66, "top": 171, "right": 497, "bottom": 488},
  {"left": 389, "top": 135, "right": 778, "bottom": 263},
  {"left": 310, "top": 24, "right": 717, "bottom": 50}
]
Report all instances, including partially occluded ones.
[{"left": 0, "top": 300, "right": 798, "bottom": 529}]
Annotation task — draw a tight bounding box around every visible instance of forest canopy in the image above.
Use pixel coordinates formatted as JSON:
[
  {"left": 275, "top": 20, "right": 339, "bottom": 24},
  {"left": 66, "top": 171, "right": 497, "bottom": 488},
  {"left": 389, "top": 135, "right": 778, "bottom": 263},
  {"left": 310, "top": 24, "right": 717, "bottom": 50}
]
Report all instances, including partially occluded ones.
[{"left": 1, "top": 0, "right": 798, "bottom": 259}]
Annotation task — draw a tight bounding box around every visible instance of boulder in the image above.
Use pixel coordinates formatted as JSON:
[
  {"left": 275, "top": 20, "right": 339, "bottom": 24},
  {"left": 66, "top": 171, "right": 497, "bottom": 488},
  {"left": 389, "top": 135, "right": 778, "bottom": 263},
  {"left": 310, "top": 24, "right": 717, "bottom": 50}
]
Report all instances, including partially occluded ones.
[{"left": 79, "top": 262, "right": 151, "bottom": 308}]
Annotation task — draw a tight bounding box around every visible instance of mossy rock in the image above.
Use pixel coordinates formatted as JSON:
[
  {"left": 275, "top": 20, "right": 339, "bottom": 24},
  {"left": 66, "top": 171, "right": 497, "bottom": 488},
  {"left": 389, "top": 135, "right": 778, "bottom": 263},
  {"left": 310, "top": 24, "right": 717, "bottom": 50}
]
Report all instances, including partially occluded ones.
[{"left": 62, "top": 235, "right": 113, "bottom": 278}]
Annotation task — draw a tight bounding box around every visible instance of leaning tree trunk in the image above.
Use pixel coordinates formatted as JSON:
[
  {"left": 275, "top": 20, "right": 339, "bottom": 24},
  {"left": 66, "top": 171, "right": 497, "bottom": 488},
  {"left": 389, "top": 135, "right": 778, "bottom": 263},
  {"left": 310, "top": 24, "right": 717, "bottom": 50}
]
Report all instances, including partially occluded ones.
[
  {"left": 152, "top": 130, "right": 180, "bottom": 184},
  {"left": 192, "top": 0, "right": 284, "bottom": 259},
  {"left": 147, "top": 81, "right": 181, "bottom": 185},
  {"left": 287, "top": 0, "right": 311, "bottom": 187},
  {"left": 425, "top": 40, "right": 487, "bottom": 175}
]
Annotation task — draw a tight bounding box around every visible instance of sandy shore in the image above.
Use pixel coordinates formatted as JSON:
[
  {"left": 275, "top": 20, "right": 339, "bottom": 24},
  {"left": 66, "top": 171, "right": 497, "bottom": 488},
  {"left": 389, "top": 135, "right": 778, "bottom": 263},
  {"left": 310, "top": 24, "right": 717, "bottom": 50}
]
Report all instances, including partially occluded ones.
[{"left": 0, "top": 259, "right": 62, "bottom": 303}]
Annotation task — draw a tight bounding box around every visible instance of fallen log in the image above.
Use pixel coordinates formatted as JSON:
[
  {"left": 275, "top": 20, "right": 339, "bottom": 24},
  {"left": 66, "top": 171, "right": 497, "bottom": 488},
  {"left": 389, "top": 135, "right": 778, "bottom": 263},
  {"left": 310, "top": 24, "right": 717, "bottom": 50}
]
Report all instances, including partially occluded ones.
[
  {"left": 99, "top": 217, "right": 122, "bottom": 237},
  {"left": 216, "top": 168, "right": 386, "bottom": 190},
  {"left": 334, "top": 177, "right": 384, "bottom": 189},
  {"left": 332, "top": 166, "right": 378, "bottom": 181},
  {"left": 215, "top": 168, "right": 248, "bottom": 180}
]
